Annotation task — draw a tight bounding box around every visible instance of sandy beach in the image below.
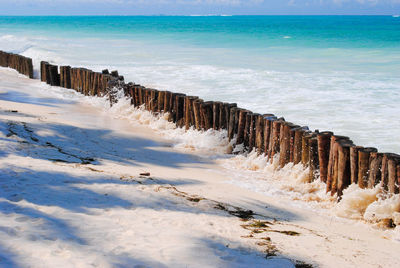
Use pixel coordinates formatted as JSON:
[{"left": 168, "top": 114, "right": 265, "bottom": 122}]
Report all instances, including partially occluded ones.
[{"left": 1, "top": 68, "right": 400, "bottom": 267}]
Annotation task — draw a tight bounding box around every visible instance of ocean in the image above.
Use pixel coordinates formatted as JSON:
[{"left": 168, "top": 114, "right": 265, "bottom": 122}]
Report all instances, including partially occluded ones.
[{"left": 0, "top": 15, "right": 399, "bottom": 152}]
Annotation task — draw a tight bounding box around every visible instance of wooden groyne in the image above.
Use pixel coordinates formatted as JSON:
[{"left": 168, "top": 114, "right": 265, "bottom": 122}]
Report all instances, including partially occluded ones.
[
  {"left": 0, "top": 50, "right": 33, "bottom": 78},
  {"left": 1, "top": 49, "right": 400, "bottom": 198}
]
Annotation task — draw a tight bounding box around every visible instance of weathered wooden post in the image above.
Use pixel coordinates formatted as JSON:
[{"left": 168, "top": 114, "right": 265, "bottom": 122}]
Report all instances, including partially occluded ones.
[
  {"left": 337, "top": 139, "right": 353, "bottom": 196},
  {"left": 219, "top": 103, "right": 227, "bottom": 130},
  {"left": 368, "top": 151, "right": 383, "bottom": 188},
  {"left": 293, "top": 127, "right": 308, "bottom": 165},
  {"left": 236, "top": 109, "right": 248, "bottom": 145},
  {"left": 157, "top": 91, "right": 165, "bottom": 113},
  {"left": 326, "top": 135, "right": 349, "bottom": 193},
  {"left": 193, "top": 99, "right": 203, "bottom": 130},
  {"left": 317, "top": 131, "right": 333, "bottom": 183},
  {"left": 248, "top": 113, "right": 259, "bottom": 151},
  {"left": 224, "top": 103, "right": 236, "bottom": 134},
  {"left": 301, "top": 132, "right": 314, "bottom": 167},
  {"left": 59, "top": 65, "right": 71, "bottom": 89},
  {"left": 184, "top": 96, "right": 198, "bottom": 129},
  {"left": 349, "top": 146, "right": 362, "bottom": 184},
  {"left": 0, "top": 51, "right": 8, "bottom": 67},
  {"left": 200, "top": 101, "right": 213, "bottom": 130},
  {"left": 228, "top": 106, "right": 239, "bottom": 141},
  {"left": 92, "top": 72, "right": 99, "bottom": 95},
  {"left": 164, "top": 91, "right": 172, "bottom": 114},
  {"left": 174, "top": 93, "right": 185, "bottom": 126},
  {"left": 40, "top": 61, "right": 49, "bottom": 83},
  {"left": 388, "top": 154, "right": 400, "bottom": 194},
  {"left": 307, "top": 136, "right": 320, "bottom": 182},
  {"left": 49, "top": 65, "right": 60, "bottom": 86},
  {"left": 212, "top": 102, "right": 221, "bottom": 130},
  {"left": 357, "top": 147, "right": 378, "bottom": 189},
  {"left": 289, "top": 126, "right": 299, "bottom": 162},
  {"left": 254, "top": 114, "right": 264, "bottom": 154},
  {"left": 151, "top": 89, "right": 160, "bottom": 112},
  {"left": 263, "top": 115, "right": 277, "bottom": 157},
  {"left": 279, "top": 122, "right": 296, "bottom": 168},
  {"left": 269, "top": 119, "right": 284, "bottom": 161},
  {"left": 243, "top": 112, "right": 253, "bottom": 149}
]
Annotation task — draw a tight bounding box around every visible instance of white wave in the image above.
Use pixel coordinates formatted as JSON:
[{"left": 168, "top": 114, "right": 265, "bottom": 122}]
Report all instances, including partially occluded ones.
[
  {"left": 219, "top": 150, "right": 336, "bottom": 208},
  {"left": 336, "top": 185, "right": 400, "bottom": 228},
  {"left": 220, "top": 149, "right": 400, "bottom": 234},
  {"left": 87, "top": 91, "right": 233, "bottom": 156},
  {"left": 2, "top": 30, "right": 399, "bottom": 154}
]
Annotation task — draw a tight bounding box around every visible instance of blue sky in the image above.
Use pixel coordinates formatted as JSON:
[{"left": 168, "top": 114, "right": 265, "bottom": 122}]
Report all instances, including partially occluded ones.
[{"left": 1, "top": 0, "right": 399, "bottom": 15}]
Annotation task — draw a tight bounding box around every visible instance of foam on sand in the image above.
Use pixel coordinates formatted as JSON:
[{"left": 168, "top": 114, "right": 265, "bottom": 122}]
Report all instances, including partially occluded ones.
[
  {"left": 2, "top": 68, "right": 400, "bottom": 267},
  {"left": 83, "top": 86, "right": 400, "bottom": 232}
]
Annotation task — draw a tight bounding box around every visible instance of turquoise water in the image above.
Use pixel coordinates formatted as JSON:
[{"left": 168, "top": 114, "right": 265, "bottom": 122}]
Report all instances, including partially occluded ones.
[{"left": 0, "top": 16, "right": 399, "bottom": 152}]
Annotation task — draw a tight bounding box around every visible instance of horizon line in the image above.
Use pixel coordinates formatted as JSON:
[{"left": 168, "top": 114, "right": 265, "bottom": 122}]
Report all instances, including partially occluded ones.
[{"left": 0, "top": 14, "right": 398, "bottom": 17}]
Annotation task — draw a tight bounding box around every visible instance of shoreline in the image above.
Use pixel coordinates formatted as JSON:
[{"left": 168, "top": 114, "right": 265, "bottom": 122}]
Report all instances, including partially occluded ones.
[{"left": 1, "top": 68, "right": 400, "bottom": 267}]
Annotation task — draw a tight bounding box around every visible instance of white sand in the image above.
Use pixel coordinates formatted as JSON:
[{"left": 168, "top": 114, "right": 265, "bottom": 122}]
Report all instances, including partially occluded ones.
[{"left": 1, "top": 68, "right": 400, "bottom": 267}]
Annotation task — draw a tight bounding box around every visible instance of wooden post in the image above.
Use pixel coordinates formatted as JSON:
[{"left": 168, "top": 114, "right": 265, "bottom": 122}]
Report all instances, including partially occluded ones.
[
  {"left": 326, "top": 135, "right": 349, "bottom": 193},
  {"left": 92, "top": 72, "right": 98, "bottom": 95},
  {"left": 60, "top": 65, "right": 71, "bottom": 89},
  {"left": 184, "top": 96, "right": 198, "bottom": 130},
  {"left": 301, "top": 132, "right": 313, "bottom": 167},
  {"left": 193, "top": 99, "right": 203, "bottom": 130},
  {"left": 224, "top": 103, "right": 236, "bottom": 134},
  {"left": 317, "top": 131, "right": 333, "bottom": 183},
  {"left": 308, "top": 136, "right": 320, "bottom": 182},
  {"left": 236, "top": 109, "right": 248, "bottom": 145},
  {"left": 350, "top": 146, "right": 362, "bottom": 185},
  {"left": 397, "top": 164, "right": 400, "bottom": 194},
  {"left": 40, "top": 61, "right": 50, "bottom": 83},
  {"left": 388, "top": 154, "right": 400, "bottom": 194},
  {"left": 164, "top": 91, "right": 172, "bottom": 114},
  {"left": 368, "top": 152, "right": 383, "bottom": 188},
  {"left": 358, "top": 147, "right": 378, "bottom": 189},
  {"left": 228, "top": 107, "right": 239, "bottom": 141},
  {"left": 289, "top": 125, "right": 300, "bottom": 162},
  {"left": 218, "top": 103, "right": 227, "bottom": 130},
  {"left": 60, "top": 66, "right": 65, "bottom": 87},
  {"left": 84, "top": 69, "right": 89, "bottom": 95},
  {"left": 143, "top": 88, "right": 150, "bottom": 110},
  {"left": 293, "top": 127, "right": 308, "bottom": 165},
  {"left": 269, "top": 119, "right": 284, "bottom": 161},
  {"left": 248, "top": 113, "right": 259, "bottom": 151},
  {"left": 24, "top": 57, "right": 33, "bottom": 78},
  {"left": 174, "top": 93, "right": 185, "bottom": 125},
  {"left": 244, "top": 112, "right": 253, "bottom": 149},
  {"left": 151, "top": 89, "right": 159, "bottom": 113},
  {"left": 213, "top": 102, "right": 222, "bottom": 130},
  {"left": 111, "top": 70, "right": 119, "bottom": 78},
  {"left": 200, "top": 101, "right": 213, "bottom": 130},
  {"left": 263, "top": 115, "right": 277, "bottom": 157},
  {"left": 279, "top": 122, "right": 295, "bottom": 168},
  {"left": 255, "top": 114, "right": 264, "bottom": 154},
  {"left": 380, "top": 153, "right": 390, "bottom": 191},
  {"left": 337, "top": 139, "right": 353, "bottom": 196},
  {"left": 158, "top": 91, "right": 165, "bottom": 113},
  {"left": 0, "top": 51, "right": 8, "bottom": 67},
  {"left": 48, "top": 65, "right": 60, "bottom": 86},
  {"left": 136, "top": 86, "right": 143, "bottom": 106}
]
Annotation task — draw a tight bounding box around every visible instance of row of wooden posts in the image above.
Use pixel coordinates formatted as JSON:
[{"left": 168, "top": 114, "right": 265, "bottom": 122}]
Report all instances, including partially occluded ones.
[
  {"left": 0, "top": 50, "right": 33, "bottom": 78},
  {"left": 1, "top": 50, "right": 399, "bottom": 198}
]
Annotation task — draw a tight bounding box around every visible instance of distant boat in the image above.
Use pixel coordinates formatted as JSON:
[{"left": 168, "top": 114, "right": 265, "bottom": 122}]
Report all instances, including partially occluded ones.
[{"left": 393, "top": 15, "right": 400, "bottom": 18}]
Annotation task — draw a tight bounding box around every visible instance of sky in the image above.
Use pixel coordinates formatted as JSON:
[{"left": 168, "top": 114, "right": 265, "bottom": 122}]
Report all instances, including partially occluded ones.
[{"left": 0, "top": 0, "right": 399, "bottom": 15}]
